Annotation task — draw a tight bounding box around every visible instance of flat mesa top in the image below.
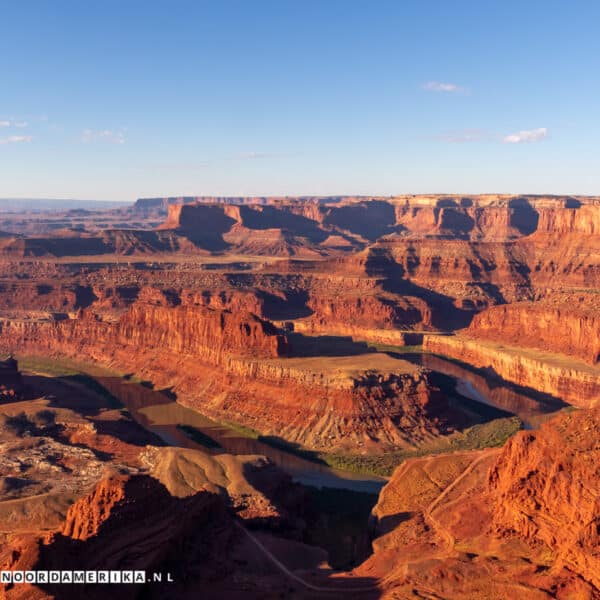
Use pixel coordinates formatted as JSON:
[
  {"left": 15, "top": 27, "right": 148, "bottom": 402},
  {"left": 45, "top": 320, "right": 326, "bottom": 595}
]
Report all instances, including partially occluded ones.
[
  {"left": 444, "top": 334, "right": 600, "bottom": 377},
  {"left": 257, "top": 353, "right": 422, "bottom": 380}
]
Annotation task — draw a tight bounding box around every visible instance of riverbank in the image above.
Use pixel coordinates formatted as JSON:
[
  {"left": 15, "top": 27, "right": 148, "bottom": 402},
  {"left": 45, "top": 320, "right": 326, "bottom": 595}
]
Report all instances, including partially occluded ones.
[{"left": 14, "top": 352, "right": 543, "bottom": 478}]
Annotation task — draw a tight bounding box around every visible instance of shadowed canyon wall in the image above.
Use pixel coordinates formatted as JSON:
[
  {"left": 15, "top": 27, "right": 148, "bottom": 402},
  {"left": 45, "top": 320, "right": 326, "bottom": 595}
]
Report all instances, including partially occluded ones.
[
  {"left": 423, "top": 334, "right": 600, "bottom": 408},
  {"left": 0, "top": 302, "right": 454, "bottom": 451}
]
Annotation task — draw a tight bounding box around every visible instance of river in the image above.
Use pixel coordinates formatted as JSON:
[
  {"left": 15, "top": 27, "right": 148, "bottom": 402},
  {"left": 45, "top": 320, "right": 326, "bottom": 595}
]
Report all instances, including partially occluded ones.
[
  {"left": 400, "top": 352, "right": 567, "bottom": 429},
  {"left": 95, "top": 376, "right": 387, "bottom": 493},
  {"left": 90, "top": 351, "right": 565, "bottom": 494}
]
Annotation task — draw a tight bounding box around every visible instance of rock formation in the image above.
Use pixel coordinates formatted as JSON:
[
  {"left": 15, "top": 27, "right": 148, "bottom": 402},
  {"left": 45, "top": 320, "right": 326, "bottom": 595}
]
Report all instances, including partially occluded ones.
[
  {"left": 357, "top": 407, "right": 600, "bottom": 598},
  {"left": 1, "top": 194, "right": 600, "bottom": 597},
  {"left": 489, "top": 407, "right": 600, "bottom": 589},
  {"left": 0, "top": 301, "right": 456, "bottom": 451},
  {"left": 0, "top": 302, "right": 287, "bottom": 363},
  {"left": 0, "top": 356, "right": 24, "bottom": 401},
  {"left": 423, "top": 334, "right": 600, "bottom": 407},
  {"left": 467, "top": 298, "right": 600, "bottom": 364}
]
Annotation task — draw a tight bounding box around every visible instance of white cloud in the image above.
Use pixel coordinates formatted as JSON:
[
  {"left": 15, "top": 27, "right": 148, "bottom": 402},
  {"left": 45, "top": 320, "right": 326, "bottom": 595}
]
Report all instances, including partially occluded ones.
[
  {"left": 81, "top": 129, "right": 126, "bottom": 144},
  {"left": 502, "top": 127, "right": 548, "bottom": 144},
  {"left": 0, "top": 135, "right": 32, "bottom": 145},
  {"left": 0, "top": 120, "right": 29, "bottom": 128},
  {"left": 422, "top": 81, "right": 466, "bottom": 93},
  {"left": 433, "top": 129, "right": 492, "bottom": 143}
]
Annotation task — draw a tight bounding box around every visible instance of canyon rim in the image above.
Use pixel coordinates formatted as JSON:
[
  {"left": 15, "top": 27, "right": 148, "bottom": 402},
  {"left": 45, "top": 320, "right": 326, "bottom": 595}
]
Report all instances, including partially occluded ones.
[
  {"left": 0, "top": 194, "right": 599, "bottom": 599},
  {"left": 2, "top": 2, "right": 600, "bottom": 598}
]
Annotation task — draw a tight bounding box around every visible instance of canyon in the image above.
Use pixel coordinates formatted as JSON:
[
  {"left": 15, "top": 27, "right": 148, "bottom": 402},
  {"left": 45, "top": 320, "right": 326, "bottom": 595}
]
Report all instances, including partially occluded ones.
[
  {"left": 359, "top": 406, "right": 600, "bottom": 598},
  {"left": 1, "top": 194, "right": 599, "bottom": 598}
]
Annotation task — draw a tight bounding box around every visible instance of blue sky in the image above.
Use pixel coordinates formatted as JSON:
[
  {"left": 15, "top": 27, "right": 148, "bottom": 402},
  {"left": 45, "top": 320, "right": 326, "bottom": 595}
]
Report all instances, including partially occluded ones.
[{"left": 1, "top": 0, "right": 599, "bottom": 200}]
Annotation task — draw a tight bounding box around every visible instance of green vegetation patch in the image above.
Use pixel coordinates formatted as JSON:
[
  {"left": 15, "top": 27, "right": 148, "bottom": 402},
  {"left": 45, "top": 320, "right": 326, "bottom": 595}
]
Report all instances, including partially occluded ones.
[
  {"left": 446, "top": 415, "right": 523, "bottom": 450},
  {"left": 19, "top": 354, "right": 122, "bottom": 409},
  {"left": 176, "top": 424, "right": 222, "bottom": 449},
  {"left": 217, "top": 419, "right": 261, "bottom": 439},
  {"left": 323, "top": 416, "right": 523, "bottom": 476},
  {"left": 367, "top": 343, "right": 424, "bottom": 354},
  {"left": 223, "top": 414, "right": 522, "bottom": 478}
]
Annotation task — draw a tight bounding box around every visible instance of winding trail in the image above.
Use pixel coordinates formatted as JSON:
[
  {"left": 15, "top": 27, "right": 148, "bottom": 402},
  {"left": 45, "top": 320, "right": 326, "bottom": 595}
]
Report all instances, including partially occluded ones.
[
  {"left": 233, "top": 520, "right": 379, "bottom": 594},
  {"left": 425, "top": 451, "right": 498, "bottom": 553},
  {"left": 233, "top": 451, "right": 498, "bottom": 596}
]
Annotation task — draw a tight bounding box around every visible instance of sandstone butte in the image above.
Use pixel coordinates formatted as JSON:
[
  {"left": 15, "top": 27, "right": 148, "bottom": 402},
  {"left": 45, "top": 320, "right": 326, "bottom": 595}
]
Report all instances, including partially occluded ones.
[
  {"left": 0, "top": 300, "right": 455, "bottom": 451},
  {"left": 423, "top": 294, "right": 600, "bottom": 408},
  {"left": 2, "top": 400, "right": 598, "bottom": 598},
  {"left": 1, "top": 194, "right": 600, "bottom": 598},
  {"left": 356, "top": 406, "right": 600, "bottom": 598}
]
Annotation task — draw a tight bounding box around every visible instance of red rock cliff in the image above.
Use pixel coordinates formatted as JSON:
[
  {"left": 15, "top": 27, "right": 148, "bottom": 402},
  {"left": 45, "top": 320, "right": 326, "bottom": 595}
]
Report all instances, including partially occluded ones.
[
  {"left": 0, "top": 303, "right": 456, "bottom": 451},
  {"left": 423, "top": 334, "right": 600, "bottom": 408},
  {"left": 468, "top": 301, "right": 600, "bottom": 364},
  {"left": 489, "top": 408, "right": 600, "bottom": 589},
  {"left": 0, "top": 302, "right": 287, "bottom": 364}
]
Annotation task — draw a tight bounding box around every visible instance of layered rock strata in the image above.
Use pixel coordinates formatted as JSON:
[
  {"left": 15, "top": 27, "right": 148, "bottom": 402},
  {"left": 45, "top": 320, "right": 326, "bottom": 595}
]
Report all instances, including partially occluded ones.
[
  {"left": 468, "top": 300, "right": 600, "bottom": 364},
  {"left": 489, "top": 408, "right": 600, "bottom": 589},
  {"left": 423, "top": 334, "right": 600, "bottom": 407},
  {"left": 0, "top": 303, "right": 449, "bottom": 451},
  {"left": 358, "top": 407, "right": 600, "bottom": 598},
  {"left": 0, "top": 303, "right": 287, "bottom": 363}
]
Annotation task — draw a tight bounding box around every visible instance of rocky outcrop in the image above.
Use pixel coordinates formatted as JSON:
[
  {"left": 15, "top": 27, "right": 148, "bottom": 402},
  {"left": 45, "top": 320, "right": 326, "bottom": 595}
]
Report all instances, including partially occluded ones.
[
  {"left": 0, "top": 356, "right": 24, "bottom": 401},
  {"left": 133, "top": 195, "right": 334, "bottom": 215},
  {"left": 33, "top": 475, "right": 242, "bottom": 600},
  {"left": 533, "top": 205, "right": 600, "bottom": 236},
  {"left": 5, "top": 196, "right": 600, "bottom": 333},
  {"left": 153, "top": 196, "right": 600, "bottom": 262},
  {"left": 61, "top": 475, "right": 128, "bottom": 541},
  {"left": 159, "top": 196, "right": 600, "bottom": 241},
  {"left": 118, "top": 303, "right": 287, "bottom": 360},
  {"left": 0, "top": 460, "right": 362, "bottom": 599},
  {"left": 159, "top": 202, "right": 337, "bottom": 255},
  {"left": 355, "top": 408, "right": 600, "bottom": 598},
  {"left": 378, "top": 237, "right": 533, "bottom": 304},
  {"left": 489, "top": 408, "right": 600, "bottom": 589},
  {"left": 424, "top": 294, "right": 600, "bottom": 405},
  {"left": 0, "top": 302, "right": 287, "bottom": 363},
  {"left": 0, "top": 303, "right": 454, "bottom": 451},
  {"left": 423, "top": 334, "right": 600, "bottom": 407},
  {"left": 468, "top": 301, "right": 600, "bottom": 364},
  {"left": 184, "top": 356, "right": 449, "bottom": 449},
  {"left": 292, "top": 320, "right": 413, "bottom": 345},
  {"left": 303, "top": 293, "right": 432, "bottom": 335},
  {"left": 0, "top": 229, "right": 206, "bottom": 258}
]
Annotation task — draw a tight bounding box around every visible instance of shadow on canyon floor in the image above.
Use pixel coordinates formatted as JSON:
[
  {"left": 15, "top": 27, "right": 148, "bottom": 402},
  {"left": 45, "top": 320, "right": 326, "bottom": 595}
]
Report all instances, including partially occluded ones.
[
  {"left": 241, "top": 461, "right": 379, "bottom": 572},
  {"left": 364, "top": 252, "right": 477, "bottom": 329},
  {"left": 259, "top": 288, "right": 314, "bottom": 320},
  {"left": 25, "top": 374, "right": 166, "bottom": 450},
  {"left": 373, "top": 510, "right": 413, "bottom": 536},
  {"left": 29, "top": 474, "right": 382, "bottom": 599},
  {"left": 396, "top": 352, "right": 569, "bottom": 419},
  {"left": 286, "top": 332, "right": 376, "bottom": 357}
]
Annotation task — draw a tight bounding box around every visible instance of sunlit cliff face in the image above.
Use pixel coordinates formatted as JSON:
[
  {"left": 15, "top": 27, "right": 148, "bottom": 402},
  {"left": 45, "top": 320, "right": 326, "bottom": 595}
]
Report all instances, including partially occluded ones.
[{"left": 0, "top": 195, "right": 599, "bottom": 599}]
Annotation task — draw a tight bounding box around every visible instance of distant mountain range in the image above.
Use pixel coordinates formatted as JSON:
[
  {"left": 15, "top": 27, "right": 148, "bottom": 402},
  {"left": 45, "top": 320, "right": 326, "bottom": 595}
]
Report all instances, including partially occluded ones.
[{"left": 0, "top": 198, "right": 131, "bottom": 211}]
